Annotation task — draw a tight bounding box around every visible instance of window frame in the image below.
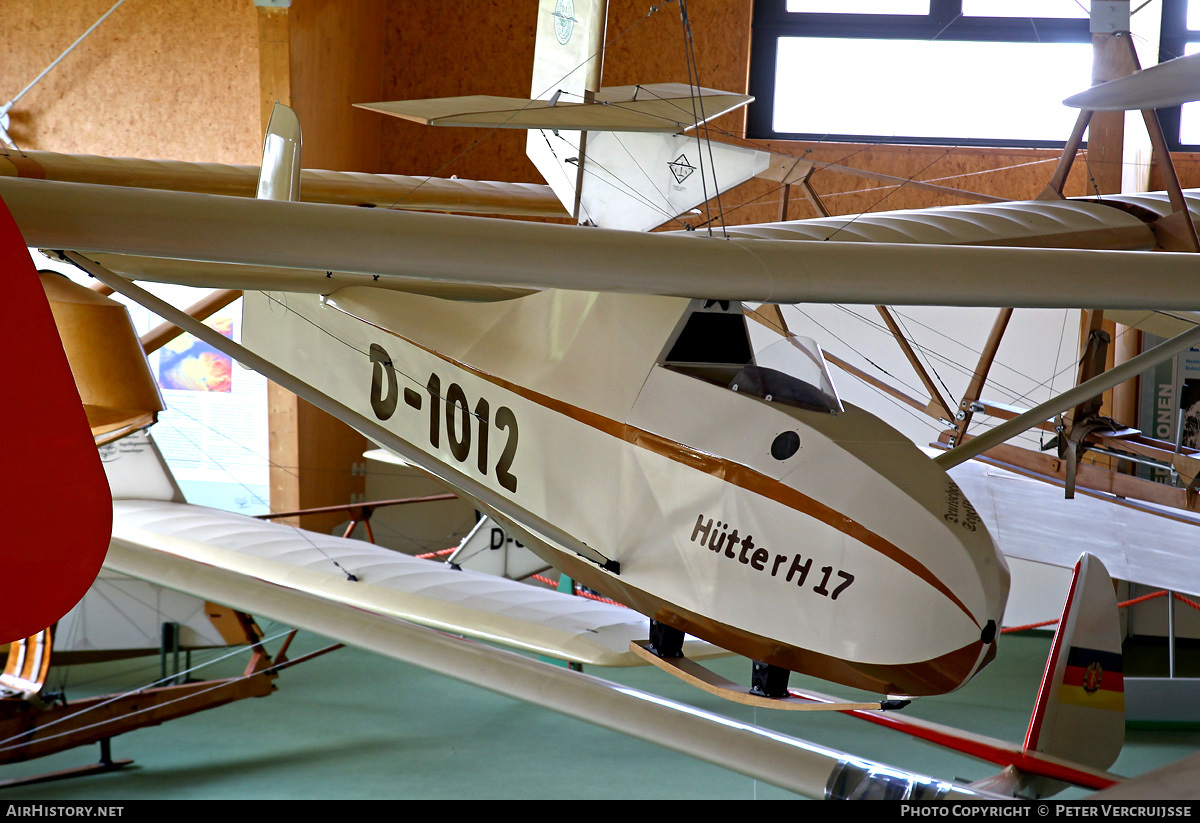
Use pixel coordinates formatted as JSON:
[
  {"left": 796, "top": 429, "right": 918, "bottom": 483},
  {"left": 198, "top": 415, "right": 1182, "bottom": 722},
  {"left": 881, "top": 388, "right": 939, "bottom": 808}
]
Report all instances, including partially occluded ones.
[
  {"left": 1157, "top": 0, "right": 1200, "bottom": 150},
  {"left": 747, "top": 0, "right": 1094, "bottom": 148}
]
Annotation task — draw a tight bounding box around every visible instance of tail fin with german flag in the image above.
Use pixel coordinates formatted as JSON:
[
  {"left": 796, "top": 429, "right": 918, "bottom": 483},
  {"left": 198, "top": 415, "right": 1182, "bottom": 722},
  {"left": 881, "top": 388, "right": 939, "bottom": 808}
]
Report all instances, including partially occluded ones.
[{"left": 1023, "top": 552, "right": 1125, "bottom": 773}]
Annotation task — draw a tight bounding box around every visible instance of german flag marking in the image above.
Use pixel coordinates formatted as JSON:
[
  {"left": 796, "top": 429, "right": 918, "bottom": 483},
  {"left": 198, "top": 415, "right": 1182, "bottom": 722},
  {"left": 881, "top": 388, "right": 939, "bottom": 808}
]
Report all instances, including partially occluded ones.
[{"left": 1057, "top": 646, "right": 1124, "bottom": 711}]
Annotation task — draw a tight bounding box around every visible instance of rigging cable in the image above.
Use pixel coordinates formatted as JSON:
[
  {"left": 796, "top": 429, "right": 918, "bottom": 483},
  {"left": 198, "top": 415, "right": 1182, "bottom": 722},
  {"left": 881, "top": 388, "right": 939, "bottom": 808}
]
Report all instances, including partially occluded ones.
[
  {"left": 0, "top": 0, "right": 128, "bottom": 149},
  {"left": 678, "top": 0, "right": 722, "bottom": 237}
]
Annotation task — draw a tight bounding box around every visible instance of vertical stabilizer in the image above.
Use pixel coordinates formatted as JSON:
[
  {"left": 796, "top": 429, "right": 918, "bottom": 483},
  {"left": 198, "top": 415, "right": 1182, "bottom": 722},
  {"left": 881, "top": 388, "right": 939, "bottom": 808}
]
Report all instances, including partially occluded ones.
[
  {"left": 258, "top": 102, "right": 302, "bottom": 202},
  {"left": 447, "top": 515, "right": 551, "bottom": 579},
  {"left": 525, "top": 1, "right": 770, "bottom": 231},
  {"left": 101, "top": 430, "right": 186, "bottom": 503},
  {"left": 579, "top": 131, "right": 771, "bottom": 231},
  {"left": 527, "top": 0, "right": 607, "bottom": 219},
  {"left": 1024, "top": 553, "right": 1125, "bottom": 772}
]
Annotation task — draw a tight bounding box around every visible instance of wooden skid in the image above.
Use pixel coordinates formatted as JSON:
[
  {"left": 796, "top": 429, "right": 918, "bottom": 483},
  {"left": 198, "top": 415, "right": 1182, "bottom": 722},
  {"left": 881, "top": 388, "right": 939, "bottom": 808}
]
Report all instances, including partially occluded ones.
[
  {"left": 629, "top": 641, "right": 888, "bottom": 712},
  {"left": 0, "top": 673, "right": 275, "bottom": 765},
  {"left": 0, "top": 757, "right": 133, "bottom": 789}
]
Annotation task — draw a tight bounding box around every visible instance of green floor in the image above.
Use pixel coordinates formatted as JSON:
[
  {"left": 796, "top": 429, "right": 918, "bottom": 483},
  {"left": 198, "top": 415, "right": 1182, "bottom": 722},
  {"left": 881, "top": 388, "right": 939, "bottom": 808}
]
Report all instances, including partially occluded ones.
[{"left": 1, "top": 628, "right": 1196, "bottom": 799}]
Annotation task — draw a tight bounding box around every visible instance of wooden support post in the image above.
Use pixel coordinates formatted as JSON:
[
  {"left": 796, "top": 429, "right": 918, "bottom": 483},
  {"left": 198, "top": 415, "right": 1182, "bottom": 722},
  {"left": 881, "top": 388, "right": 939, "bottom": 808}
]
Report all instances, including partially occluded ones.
[
  {"left": 799, "top": 178, "right": 829, "bottom": 218},
  {"left": 1085, "top": 32, "right": 1139, "bottom": 196},
  {"left": 256, "top": 1, "right": 384, "bottom": 532},
  {"left": 777, "top": 182, "right": 791, "bottom": 222},
  {"left": 1113, "top": 324, "right": 1143, "bottom": 438},
  {"left": 257, "top": 5, "right": 291, "bottom": 131}
]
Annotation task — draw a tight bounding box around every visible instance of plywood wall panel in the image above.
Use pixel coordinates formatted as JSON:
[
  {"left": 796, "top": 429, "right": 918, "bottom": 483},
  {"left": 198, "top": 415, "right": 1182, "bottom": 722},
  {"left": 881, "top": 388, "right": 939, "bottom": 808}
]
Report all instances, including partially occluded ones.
[
  {"left": 374, "top": 1, "right": 754, "bottom": 186},
  {"left": 1156, "top": 153, "right": 1200, "bottom": 191},
  {"left": 287, "top": 0, "right": 385, "bottom": 173},
  {"left": 603, "top": 0, "right": 752, "bottom": 140},
  {"left": 2, "top": 0, "right": 259, "bottom": 164},
  {"left": 378, "top": 2, "right": 538, "bottom": 182}
]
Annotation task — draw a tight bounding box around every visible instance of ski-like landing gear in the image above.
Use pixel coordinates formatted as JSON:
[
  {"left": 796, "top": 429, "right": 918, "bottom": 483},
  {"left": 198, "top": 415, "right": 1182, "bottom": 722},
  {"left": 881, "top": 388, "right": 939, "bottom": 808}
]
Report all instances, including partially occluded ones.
[
  {"left": 632, "top": 634, "right": 906, "bottom": 712},
  {"left": 750, "top": 660, "right": 790, "bottom": 698},
  {"left": 647, "top": 620, "right": 685, "bottom": 659}
]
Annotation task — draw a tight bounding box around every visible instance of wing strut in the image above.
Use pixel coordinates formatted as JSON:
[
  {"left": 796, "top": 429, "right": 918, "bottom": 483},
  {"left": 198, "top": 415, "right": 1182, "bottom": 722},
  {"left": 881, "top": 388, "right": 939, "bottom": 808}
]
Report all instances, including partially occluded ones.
[
  {"left": 58, "top": 252, "right": 621, "bottom": 575},
  {"left": 936, "top": 320, "right": 1200, "bottom": 470}
]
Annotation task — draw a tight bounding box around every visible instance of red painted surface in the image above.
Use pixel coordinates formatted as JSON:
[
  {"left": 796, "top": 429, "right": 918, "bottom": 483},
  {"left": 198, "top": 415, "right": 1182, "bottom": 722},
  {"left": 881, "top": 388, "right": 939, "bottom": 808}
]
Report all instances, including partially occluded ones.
[
  {"left": 787, "top": 687, "right": 1119, "bottom": 791},
  {"left": 0, "top": 197, "right": 111, "bottom": 643}
]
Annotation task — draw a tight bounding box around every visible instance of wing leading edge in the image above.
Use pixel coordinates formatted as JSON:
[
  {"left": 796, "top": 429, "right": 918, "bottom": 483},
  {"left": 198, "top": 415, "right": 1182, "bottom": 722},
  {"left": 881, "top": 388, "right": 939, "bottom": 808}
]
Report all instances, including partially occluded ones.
[{"left": 5, "top": 176, "right": 1200, "bottom": 310}]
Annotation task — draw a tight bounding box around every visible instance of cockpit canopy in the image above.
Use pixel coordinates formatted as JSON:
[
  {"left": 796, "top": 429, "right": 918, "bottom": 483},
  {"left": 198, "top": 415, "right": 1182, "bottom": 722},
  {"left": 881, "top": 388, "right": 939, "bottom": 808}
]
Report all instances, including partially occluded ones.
[{"left": 661, "top": 301, "right": 842, "bottom": 414}]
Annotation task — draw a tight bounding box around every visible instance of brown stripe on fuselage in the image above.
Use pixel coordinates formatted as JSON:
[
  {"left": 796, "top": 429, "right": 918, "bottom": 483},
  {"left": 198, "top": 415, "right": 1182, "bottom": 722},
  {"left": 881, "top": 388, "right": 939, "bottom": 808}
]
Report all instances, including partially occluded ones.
[
  {"left": 335, "top": 304, "right": 979, "bottom": 627},
  {"left": 543, "top": 538, "right": 988, "bottom": 696}
]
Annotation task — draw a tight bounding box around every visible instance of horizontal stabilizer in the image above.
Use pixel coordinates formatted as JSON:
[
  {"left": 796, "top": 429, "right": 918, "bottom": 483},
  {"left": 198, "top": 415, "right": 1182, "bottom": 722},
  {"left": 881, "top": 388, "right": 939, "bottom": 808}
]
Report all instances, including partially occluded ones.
[
  {"left": 1064, "top": 51, "right": 1200, "bottom": 111},
  {"left": 358, "top": 85, "right": 750, "bottom": 134}
]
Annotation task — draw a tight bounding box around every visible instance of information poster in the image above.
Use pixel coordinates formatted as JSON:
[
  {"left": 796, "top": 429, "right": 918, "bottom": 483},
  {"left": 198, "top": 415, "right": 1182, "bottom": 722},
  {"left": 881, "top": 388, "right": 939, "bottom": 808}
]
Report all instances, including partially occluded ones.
[
  {"left": 38, "top": 256, "right": 272, "bottom": 515},
  {"left": 145, "top": 296, "right": 270, "bottom": 515},
  {"left": 1180, "top": 347, "right": 1200, "bottom": 450}
]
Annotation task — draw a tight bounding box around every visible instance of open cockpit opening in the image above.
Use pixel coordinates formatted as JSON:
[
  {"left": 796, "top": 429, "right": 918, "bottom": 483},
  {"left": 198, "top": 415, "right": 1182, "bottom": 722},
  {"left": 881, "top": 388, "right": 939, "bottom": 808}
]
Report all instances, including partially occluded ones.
[{"left": 660, "top": 301, "right": 842, "bottom": 414}]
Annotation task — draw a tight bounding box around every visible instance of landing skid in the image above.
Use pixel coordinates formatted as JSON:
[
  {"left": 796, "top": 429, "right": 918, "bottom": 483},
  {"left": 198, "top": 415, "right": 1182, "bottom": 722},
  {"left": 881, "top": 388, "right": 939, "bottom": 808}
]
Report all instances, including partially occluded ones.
[
  {"left": 0, "top": 739, "right": 132, "bottom": 790},
  {"left": 629, "top": 640, "right": 906, "bottom": 713}
]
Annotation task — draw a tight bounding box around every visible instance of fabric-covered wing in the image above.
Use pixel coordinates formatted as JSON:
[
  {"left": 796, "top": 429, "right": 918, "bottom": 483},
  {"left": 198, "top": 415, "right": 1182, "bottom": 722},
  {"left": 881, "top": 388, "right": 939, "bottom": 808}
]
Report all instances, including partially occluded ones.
[
  {"left": 106, "top": 499, "right": 718, "bottom": 667},
  {"left": 947, "top": 457, "right": 1200, "bottom": 599},
  {"left": 0, "top": 148, "right": 567, "bottom": 218},
  {"left": 6, "top": 177, "right": 1200, "bottom": 310}
]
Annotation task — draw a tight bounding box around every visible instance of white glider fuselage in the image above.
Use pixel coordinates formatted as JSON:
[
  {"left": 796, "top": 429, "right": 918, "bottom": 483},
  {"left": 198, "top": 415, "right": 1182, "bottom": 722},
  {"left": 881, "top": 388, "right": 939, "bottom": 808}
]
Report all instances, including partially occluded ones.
[{"left": 244, "top": 285, "right": 1009, "bottom": 697}]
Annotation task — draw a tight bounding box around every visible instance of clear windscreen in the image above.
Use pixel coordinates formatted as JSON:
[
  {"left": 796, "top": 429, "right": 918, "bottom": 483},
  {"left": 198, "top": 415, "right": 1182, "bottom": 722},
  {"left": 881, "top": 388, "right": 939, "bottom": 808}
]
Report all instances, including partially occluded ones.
[{"left": 731, "top": 335, "right": 842, "bottom": 414}]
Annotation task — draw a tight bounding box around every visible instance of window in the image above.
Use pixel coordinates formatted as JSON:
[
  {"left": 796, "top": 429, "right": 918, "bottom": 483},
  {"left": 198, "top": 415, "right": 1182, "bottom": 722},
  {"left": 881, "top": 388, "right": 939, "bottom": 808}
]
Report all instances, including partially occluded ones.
[
  {"left": 1158, "top": 0, "right": 1200, "bottom": 148},
  {"left": 749, "top": 0, "right": 1094, "bottom": 147}
]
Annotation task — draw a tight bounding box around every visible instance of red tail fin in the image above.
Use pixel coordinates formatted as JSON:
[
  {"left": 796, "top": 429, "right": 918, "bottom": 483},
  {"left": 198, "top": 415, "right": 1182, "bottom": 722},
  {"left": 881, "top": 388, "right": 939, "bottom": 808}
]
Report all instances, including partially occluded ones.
[{"left": 0, "top": 197, "right": 111, "bottom": 643}]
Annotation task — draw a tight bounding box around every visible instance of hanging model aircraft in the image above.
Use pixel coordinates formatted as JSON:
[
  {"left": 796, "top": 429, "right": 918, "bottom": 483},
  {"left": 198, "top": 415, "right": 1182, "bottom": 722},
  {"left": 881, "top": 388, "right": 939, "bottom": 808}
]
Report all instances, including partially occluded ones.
[{"left": 3, "top": 0, "right": 1200, "bottom": 799}]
